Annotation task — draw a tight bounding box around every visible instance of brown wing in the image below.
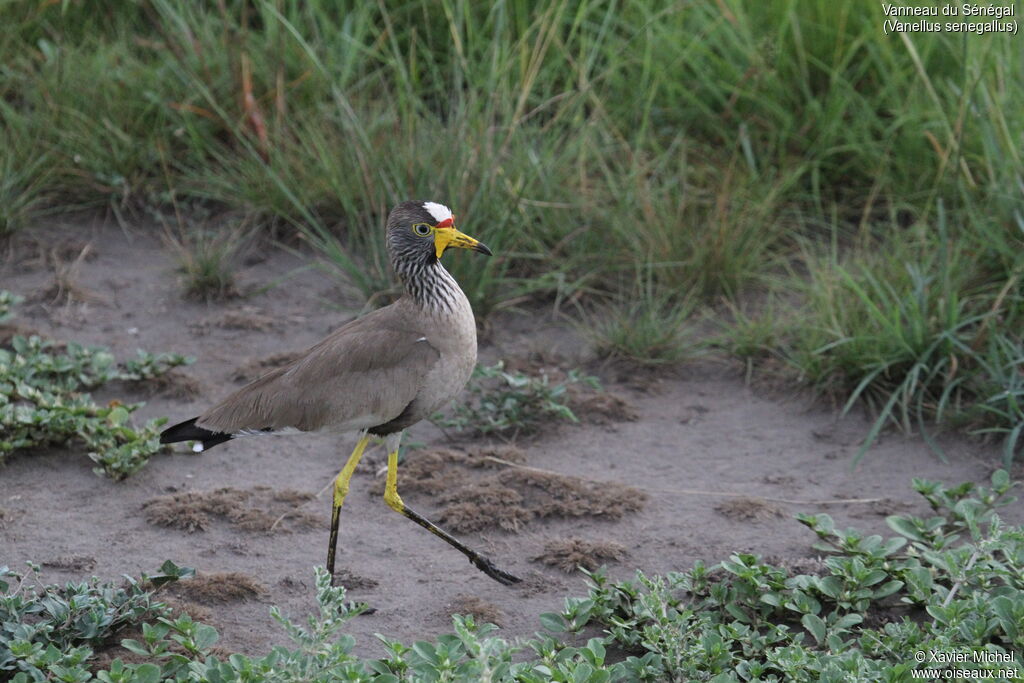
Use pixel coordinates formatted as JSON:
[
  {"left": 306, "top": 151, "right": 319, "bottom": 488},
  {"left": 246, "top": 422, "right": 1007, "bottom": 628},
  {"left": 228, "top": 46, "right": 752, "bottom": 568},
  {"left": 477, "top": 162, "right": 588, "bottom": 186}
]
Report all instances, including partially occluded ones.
[{"left": 196, "top": 305, "right": 439, "bottom": 434}]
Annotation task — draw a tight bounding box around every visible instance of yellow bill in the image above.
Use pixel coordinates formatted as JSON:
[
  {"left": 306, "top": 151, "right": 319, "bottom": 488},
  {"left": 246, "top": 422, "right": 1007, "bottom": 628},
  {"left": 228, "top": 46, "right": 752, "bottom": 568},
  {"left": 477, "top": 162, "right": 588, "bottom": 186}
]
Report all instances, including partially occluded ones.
[{"left": 434, "top": 226, "right": 493, "bottom": 258}]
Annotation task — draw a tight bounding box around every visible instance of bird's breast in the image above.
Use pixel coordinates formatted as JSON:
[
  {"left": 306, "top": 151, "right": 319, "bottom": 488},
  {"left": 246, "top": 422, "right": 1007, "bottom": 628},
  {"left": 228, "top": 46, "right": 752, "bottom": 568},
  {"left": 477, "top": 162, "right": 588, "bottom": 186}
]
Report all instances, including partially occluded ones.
[{"left": 415, "top": 298, "right": 478, "bottom": 416}]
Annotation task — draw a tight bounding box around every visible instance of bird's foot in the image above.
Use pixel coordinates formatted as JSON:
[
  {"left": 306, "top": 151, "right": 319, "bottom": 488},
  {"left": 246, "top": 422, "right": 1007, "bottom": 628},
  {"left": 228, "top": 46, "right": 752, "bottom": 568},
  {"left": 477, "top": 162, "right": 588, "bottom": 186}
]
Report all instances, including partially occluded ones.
[{"left": 472, "top": 556, "right": 521, "bottom": 585}]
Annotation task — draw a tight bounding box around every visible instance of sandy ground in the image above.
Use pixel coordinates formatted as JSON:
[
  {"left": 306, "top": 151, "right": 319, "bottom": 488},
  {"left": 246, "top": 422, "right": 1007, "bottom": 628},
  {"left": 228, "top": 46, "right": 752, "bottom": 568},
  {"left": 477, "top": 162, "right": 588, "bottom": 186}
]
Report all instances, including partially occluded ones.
[{"left": 2, "top": 216, "right": 1022, "bottom": 658}]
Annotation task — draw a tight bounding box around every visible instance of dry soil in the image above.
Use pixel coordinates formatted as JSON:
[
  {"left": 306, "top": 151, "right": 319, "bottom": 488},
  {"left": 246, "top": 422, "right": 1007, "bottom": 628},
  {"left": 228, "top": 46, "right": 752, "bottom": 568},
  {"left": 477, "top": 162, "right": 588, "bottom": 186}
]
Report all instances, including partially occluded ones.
[{"left": 2, "top": 216, "right": 1021, "bottom": 658}]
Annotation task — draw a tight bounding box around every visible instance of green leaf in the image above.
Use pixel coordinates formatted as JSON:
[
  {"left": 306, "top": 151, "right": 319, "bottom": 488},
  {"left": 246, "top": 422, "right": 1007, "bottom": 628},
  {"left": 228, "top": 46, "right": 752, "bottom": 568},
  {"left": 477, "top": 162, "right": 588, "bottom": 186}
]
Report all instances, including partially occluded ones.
[
  {"left": 862, "top": 569, "right": 889, "bottom": 587},
  {"left": 725, "top": 603, "right": 750, "bottom": 623},
  {"left": 991, "top": 596, "right": 1020, "bottom": 639},
  {"left": 149, "top": 560, "right": 195, "bottom": 586},
  {"left": 817, "top": 576, "right": 842, "bottom": 599},
  {"left": 192, "top": 623, "right": 219, "bottom": 650},
  {"left": 539, "top": 612, "right": 567, "bottom": 633},
  {"left": 885, "top": 516, "right": 925, "bottom": 542},
  {"left": 107, "top": 406, "right": 130, "bottom": 426},
  {"left": 132, "top": 663, "right": 161, "bottom": 683},
  {"left": 831, "top": 613, "right": 863, "bottom": 630},
  {"left": 873, "top": 580, "right": 904, "bottom": 599},
  {"left": 411, "top": 641, "right": 438, "bottom": 665},
  {"left": 881, "top": 537, "right": 907, "bottom": 556},
  {"left": 925, "top": 604, "right": 951, "bottom": 625},
  {"left": 801, "top": 613, "right": 827, "bottom": 645}
]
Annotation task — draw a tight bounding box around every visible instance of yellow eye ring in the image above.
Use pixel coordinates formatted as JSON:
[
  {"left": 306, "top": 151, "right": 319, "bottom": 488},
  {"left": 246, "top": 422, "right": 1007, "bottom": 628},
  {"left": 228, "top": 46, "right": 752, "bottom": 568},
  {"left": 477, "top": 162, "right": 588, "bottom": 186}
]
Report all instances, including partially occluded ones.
[{"left": 412, "top": 223, "right": 431, "bottom": 236}]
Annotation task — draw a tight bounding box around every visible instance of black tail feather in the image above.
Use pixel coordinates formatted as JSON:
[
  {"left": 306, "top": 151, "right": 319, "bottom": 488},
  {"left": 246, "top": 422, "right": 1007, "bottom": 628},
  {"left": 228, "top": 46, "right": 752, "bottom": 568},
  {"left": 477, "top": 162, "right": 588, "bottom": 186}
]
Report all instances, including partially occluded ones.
[{"left": 160, "top": 417, "right": 232, "bottom": 451}]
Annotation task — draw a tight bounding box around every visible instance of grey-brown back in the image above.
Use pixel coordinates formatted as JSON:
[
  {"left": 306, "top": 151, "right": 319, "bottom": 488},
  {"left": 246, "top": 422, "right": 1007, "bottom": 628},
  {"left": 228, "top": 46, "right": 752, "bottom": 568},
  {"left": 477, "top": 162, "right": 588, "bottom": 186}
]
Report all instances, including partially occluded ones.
[{"left": 196, "top": 300, "right": 440, "bottom": 435}]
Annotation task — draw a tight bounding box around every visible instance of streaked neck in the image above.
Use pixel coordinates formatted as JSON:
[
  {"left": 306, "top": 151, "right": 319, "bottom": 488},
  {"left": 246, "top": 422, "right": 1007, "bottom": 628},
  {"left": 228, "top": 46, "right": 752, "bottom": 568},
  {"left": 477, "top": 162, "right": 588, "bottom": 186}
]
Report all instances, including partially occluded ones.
[{"left": 397, "top": 259, "right": 464, "bottom": 313}]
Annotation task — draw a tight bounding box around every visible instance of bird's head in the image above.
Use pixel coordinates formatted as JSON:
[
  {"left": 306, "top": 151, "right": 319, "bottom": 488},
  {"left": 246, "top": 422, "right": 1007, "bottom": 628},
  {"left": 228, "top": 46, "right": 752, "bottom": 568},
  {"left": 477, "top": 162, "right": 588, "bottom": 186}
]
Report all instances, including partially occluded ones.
[{"left": 386, "top": 200, "right": 492, "bottom": 267}]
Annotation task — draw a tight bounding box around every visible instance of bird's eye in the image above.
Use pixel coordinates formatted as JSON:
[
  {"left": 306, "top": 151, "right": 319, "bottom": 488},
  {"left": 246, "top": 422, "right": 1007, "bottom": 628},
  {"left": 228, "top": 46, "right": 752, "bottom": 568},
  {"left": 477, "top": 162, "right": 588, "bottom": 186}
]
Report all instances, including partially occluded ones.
[{"left": 412, "top": 223, "right": 431, "bottom": 236}]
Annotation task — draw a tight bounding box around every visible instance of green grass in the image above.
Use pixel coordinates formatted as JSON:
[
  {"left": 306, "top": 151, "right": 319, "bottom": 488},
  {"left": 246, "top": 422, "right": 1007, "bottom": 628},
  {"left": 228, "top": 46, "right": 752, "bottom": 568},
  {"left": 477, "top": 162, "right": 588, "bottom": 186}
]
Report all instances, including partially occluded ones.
[
  {"left": 584, "top": 276, "right": 701, "bottom": 366},
  {"left": 0, "top": 0, "right": 1021, "bottom": 460},
  {"left": 760, "top": 205, "right": 1024, "bottom": 463},
  {"left": 0, "top": 122, "right": 51, "bottom": 237},
  {"left": 162, "top": 220, "right": 246, "bottom": 302},
  {"left": 3, "top": 7, "right": 1022, "bottom": 679},
  {"left": 4, "top": 471, "right": 1021, "bottom": 681}
]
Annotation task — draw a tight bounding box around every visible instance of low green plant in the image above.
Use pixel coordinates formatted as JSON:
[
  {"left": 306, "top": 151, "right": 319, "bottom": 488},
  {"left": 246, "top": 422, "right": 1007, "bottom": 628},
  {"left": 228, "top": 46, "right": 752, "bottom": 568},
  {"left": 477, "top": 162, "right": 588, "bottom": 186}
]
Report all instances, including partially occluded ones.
[
  {"left": 4, "top": 472, "right": 1020, "bottom": 681},
  {"left": 0, "top": 560, "right": 194, "bottom": 682},
  {"left": 9, "top": 564, "right": 624, "bottom": 682},
  {"left": 547, "top": 469, "right": 1022, "bottom": 681},
  {"left": 432, "top": 362, "right": 599, "bottom": 438},
  {"left": 114, "top": 568, "right": 372, "bottom": 682},
  {"left": 0, "top": 293, "right": 192, "bottom": 478}
]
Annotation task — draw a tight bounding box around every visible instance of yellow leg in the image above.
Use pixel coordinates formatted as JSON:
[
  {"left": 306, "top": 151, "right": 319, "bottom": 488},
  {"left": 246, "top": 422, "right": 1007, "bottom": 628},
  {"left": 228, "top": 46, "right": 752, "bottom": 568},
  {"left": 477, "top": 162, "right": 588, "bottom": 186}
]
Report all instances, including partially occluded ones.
[
  {"left": 383, "top": 447, "right": 520, "bottom": 585},
  {"left": 334, "top": 434, "right": 370, "bottom": 507},
  {"left": 327, "top": 433, "right": 370, "bottom": 580},
  {"left": 383, "top": 448, "right": 405, "bottom": 512}
]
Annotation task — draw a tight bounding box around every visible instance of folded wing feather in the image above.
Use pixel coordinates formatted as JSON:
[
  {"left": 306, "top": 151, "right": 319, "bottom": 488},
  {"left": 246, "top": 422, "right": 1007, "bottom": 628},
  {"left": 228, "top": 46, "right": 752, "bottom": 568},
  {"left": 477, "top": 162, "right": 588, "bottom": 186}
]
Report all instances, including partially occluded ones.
[{"left": 196, "top": 306, "right": 440, "bottom": 434}]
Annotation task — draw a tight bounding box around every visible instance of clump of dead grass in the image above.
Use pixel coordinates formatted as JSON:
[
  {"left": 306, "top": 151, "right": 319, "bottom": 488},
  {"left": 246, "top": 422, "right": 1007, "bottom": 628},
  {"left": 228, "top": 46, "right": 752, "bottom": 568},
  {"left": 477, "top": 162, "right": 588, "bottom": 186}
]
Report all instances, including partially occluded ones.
[
  {"left": 217, "top": 308, "right": 277, "bottom": 331},
  {"left": 42, "top": 555, "right": 97, "bottom": 572},
  {"left": 714, "top": 496, "right": 785, "bottom": 522},
  {"left": 142, "top": 486, "right": 317, "bottom": 533},
  {"left": 167, "top": 572, "right": 267, "bottom": 604},
  {"left": 439, "top": 480, "right": 534, "bottom": 532},
  {"left": 375, "top": 447, "right": 646, "bottom": 533},
  {"left": 331, "top": 568, "right": 379, "bottom": 590},
  {"left": 191, "top": 306, "right": 278, "bottom": 335},
  {"left": 533, "top": 537, "right": 627, "bottom": 572},
  {"left": 370, "top": 446, "right": 528, "bottom": 496},
  {"left": 466, "top": 445, "right": 530, "bottom": 467},
  {"left": 495, "top": 468, "right": 644, "bottom": 522},
  {"left": 444, "top": 595, "right": 504, "bottom": 626},
  {"left": 568, "top": 390, "right": 639, "bottom": 425}
]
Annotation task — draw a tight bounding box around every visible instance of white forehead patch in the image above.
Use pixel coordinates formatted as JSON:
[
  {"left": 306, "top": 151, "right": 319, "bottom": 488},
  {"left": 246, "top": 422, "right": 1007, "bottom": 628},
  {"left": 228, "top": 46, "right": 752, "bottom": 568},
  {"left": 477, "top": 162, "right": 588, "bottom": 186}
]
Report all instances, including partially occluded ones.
[{"left": 423, "top": 201, "right": 453, "bottom": 224}]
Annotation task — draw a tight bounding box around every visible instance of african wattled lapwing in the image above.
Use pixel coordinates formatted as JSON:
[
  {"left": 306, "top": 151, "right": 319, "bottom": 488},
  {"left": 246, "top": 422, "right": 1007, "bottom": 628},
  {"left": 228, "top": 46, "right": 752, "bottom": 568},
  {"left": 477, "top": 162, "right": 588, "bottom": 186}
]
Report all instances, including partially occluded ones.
[{"left": 160, "top": 200, "right": 520, "bottom": 586}]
